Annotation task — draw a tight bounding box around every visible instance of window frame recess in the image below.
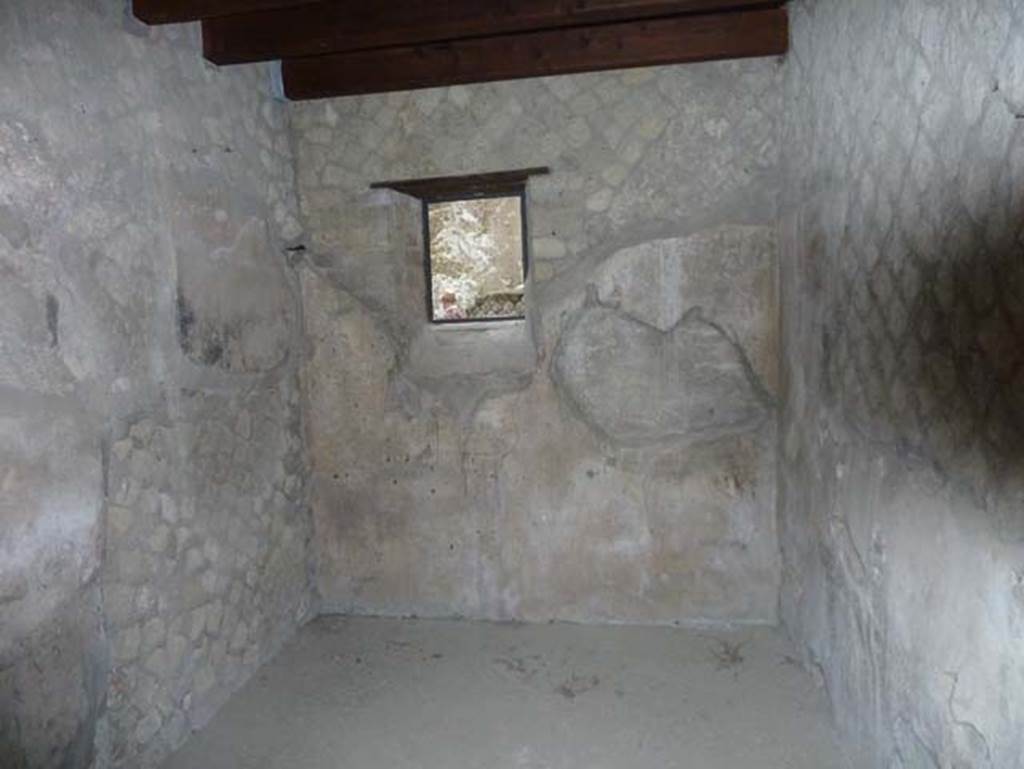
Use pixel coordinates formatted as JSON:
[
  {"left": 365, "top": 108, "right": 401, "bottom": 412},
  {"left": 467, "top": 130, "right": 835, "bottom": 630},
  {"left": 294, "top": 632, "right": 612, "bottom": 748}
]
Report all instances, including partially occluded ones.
[{"left": 370, "top": 167, "right": 549, "bottom": 325}]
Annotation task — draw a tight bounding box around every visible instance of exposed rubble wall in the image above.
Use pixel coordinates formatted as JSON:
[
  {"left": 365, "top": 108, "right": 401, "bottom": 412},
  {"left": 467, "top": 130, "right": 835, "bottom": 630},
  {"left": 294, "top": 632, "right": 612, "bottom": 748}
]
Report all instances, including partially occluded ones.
[
  {"left": 293, "top": 62, "right": 785, "bottom": 625},
  {"left": 0, "top": 2, "right": 312, "bottom": 767},
  {"left": 779, "top": 1, "right": 1024, "bottom": 767}
]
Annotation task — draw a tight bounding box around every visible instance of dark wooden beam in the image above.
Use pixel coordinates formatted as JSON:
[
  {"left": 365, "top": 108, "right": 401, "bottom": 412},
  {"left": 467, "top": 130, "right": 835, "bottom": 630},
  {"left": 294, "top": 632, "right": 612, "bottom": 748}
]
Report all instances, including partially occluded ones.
[
  {"left": 371, "top": 168, "right": 552, "bottom": 201},
  {"left": 202, "top": 0, "right": 783, "bottom": 65},
  {"left": 282, "top": 8, "right": 788, "bottom": 101},
  {"left": 133, "top": 0, "right": 312, "bottom": 25}
]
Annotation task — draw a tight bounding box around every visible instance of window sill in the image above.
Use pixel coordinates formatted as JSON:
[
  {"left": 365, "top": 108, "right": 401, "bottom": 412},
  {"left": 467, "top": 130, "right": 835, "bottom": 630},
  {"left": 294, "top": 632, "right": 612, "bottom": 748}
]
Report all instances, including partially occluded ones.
[{"left": 428, "top": 318, "right": 527, "bottom": 332}]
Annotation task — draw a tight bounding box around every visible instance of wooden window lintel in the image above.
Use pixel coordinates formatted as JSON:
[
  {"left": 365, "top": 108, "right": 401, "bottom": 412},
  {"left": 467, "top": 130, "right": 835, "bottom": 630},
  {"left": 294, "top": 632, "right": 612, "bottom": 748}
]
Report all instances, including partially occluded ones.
[{"left": 371, "top": 167, "right": 550, "bottom": 202}]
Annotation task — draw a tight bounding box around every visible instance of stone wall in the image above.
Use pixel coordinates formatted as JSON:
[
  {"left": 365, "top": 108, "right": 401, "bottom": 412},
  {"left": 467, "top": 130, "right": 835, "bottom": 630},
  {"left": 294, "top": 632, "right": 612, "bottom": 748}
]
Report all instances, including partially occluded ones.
[
  {"left": 293, "top": 61, "right": 784, "bottom": 625},
  {"left": 779, "top": 1, "right": 1024, "bottom": 767},
  {"left": 0, "top": 2, "right": 312, "bottom": 767}
]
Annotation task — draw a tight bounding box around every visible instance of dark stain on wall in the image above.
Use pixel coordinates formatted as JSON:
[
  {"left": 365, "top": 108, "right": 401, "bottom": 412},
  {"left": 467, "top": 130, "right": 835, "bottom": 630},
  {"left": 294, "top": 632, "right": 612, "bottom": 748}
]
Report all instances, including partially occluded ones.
[
  {"left": 44, "top": 293, "right": 58, "bottom": 348},
  {"left": 820, "top": 207, "right": 1024, "bottom": 479},
  {"left": 176, "top": 289, "right": 196, "bottom": 353},
  {"left": 176, "top": 290, "right": 226, "bottom": 368}
]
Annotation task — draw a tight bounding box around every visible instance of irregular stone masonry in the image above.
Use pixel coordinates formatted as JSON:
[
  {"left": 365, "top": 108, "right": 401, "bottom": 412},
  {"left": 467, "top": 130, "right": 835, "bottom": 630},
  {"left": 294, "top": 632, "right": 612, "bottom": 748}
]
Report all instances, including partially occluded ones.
[
  {"left": 292, "top": 62, "right": 784, "bottom": 626},
  {"left": 102, "top": 386, "right": 310, "bottom": 768},
  {"left": 0, "top": 2, "right": 312, "bottom": 767},
  {"left": 6, "top": 1, "right": 1022, "bottom": 767},
  {"left": 780, "top": 1, "right": 1024, "bottom": 768},
  {"left": 790, "top": 0, "right": 1024, "bottom": 479}
]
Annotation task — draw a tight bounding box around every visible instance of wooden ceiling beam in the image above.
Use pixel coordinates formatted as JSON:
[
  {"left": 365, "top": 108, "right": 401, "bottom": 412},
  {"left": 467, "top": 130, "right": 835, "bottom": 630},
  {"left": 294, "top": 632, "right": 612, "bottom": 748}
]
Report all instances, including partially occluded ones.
[
  {"left": 282, "top": 7, "right": 788, "bottom": 101},
  {"left": 202, "top": 0, "right": 784, "bottom": 65},
  {"left": 132, "top": 0, "right": 313, "bottom": 25}
]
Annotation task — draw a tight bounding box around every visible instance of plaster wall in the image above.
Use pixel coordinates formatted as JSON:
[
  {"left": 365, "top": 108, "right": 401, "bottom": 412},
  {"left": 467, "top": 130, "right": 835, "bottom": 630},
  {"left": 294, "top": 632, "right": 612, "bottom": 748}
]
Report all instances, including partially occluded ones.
[
  {"left": 779, "top": 1, "right": 1024, "bottom": 767},
  {"left": 0, "top": 2, "right": 312, "bottom": 767},
  {"left": 292, "top": 61, "right": 785, "bottom": 625}
]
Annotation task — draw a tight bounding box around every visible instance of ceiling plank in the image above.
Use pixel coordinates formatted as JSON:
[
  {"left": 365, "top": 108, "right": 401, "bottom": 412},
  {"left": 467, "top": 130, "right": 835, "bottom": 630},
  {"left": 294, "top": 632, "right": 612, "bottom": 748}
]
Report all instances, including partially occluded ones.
[
  {"left": 282, "top": 8, "right": 788, "bottom": 101},
  {"left": 202, "top": 0, "right": 783, "bottom": 65},
  {"left": 132, "top": 0, "right": 313, "bottom": 25}
]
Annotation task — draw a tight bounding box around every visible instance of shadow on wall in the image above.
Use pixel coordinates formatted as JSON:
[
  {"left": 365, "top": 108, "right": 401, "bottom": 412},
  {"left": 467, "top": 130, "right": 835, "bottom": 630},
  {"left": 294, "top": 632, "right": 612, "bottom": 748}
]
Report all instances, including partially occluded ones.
[
  {"left": 812, "top": 186, "right": 1024, "bottom": 537},
  {"left": 785, "top": 190, "right": 1024, "bottom": 769}
]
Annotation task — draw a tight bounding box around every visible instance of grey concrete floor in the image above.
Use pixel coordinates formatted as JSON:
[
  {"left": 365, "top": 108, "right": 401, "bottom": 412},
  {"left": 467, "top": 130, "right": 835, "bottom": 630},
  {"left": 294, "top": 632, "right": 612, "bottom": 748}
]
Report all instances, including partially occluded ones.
[{"left": 163, "top": 617, "right": 846, "bottom": 769}]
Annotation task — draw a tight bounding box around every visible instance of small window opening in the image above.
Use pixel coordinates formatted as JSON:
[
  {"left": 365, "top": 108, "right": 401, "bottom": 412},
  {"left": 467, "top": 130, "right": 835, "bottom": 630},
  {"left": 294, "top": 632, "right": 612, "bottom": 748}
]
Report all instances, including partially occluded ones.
[
  {"left": 426, "top": 195, "right": 525, "bottom": 322},
  {"left": 370, "top": 167, "right": 549, "bottom": 324}
]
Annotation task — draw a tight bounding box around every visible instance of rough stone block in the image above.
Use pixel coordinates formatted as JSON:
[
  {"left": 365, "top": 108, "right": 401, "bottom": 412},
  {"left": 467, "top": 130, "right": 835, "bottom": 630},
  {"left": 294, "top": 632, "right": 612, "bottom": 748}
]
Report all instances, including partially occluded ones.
[{"left": 553, "top": 305, "right": 768, "bottom": 446}]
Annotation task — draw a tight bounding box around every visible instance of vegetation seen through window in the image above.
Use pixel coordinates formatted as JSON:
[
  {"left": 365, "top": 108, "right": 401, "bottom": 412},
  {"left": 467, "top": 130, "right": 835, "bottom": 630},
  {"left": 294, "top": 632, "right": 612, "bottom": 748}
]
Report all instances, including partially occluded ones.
[{"left": 427, "top": 196, "right": 526, "bottom": 322}]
